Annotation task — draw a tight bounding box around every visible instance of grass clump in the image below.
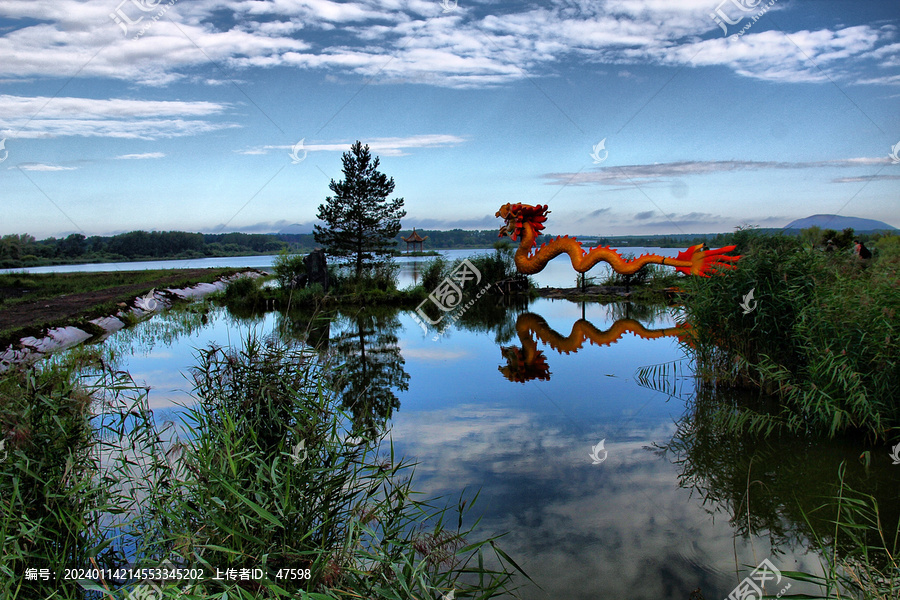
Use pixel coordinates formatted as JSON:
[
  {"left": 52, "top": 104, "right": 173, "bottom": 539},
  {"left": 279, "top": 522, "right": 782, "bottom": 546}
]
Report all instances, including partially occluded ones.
[
  {"left": 680, "top": 230, "right": 900, "bottom": 440},
  {"left": 144, "top": 334, "right": 525, "bottom": 598},
  {"left": 272, "top": 249, "right": 307, "bottom": 290},
  {"left": 0, "top": 354, "right": 161, "bottom": 599},
  {"left": 782, "top": 466, "right": 899, "bottom": 600},
  {"left": 1, "top": 336, "right": 525, "bottom": 599}
]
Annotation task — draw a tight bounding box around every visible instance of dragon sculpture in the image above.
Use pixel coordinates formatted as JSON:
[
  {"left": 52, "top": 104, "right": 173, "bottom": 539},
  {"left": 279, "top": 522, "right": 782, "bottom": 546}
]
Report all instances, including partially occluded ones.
[
  {"left": 500, "top": 313, "right": 691, "bottom": 383},
  {"left": 496, "top": 203, "right": 741, "bottom": 276}
]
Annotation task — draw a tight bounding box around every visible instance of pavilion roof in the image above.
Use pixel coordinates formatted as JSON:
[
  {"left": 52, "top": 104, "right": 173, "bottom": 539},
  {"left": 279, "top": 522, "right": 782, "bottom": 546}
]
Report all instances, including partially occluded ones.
[{"left": 401, "top": 228, "right": 428, "bottom": 242}]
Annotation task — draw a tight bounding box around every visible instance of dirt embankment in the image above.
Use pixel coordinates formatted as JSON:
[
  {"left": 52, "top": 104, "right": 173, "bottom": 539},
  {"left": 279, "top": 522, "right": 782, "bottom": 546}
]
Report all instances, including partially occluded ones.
[{"left": 0, "top": 269, "right": 232, "bottom": 336}]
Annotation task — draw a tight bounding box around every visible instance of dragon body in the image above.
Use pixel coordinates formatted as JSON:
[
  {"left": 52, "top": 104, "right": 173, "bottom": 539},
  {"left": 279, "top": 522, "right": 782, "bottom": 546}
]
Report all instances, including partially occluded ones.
[
  {"left": 500, "top": 313, "right": 690, "bottom": 382},
  {"left": 496, "top": 203, "right": 741, "bottom": 276}
]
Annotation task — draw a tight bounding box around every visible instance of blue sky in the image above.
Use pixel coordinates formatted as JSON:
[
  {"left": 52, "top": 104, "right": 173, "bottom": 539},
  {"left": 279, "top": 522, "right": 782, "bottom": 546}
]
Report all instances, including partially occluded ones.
[{"left": 0, "top": 0, "right": 897, "bottom": 238}]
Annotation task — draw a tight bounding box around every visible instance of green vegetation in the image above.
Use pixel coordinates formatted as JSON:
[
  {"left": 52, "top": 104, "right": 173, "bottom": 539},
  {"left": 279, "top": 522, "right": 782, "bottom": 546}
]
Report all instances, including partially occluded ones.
[
  {"left": 272, "top": 249, "right": 307, "bottom": 289},
  {"left": 0, "top": 360, "right": 117, "bottom": 600},
  {"left": 783, "top": 469, "right": 899, "bottom": 600},
  {"left": 315, "top": 142, "right": 406, "bottom": 279},
  {"left": 220, "top": 243, "right": 538, "bottom": 311},
  {"left": 0, "top": 337, "right": 524, "bottom": 599},
  {"left": 679, "top": 229, "right": 900, "bottom": 440},
  {"left": 643, "top": 230, "right": 900, "bottom": 599},
  {"left": 596, "top": 256, "right": 680, "bottom": 291},
  {"left": 0, "top": 231, "right": 289, "bottom": 268}
]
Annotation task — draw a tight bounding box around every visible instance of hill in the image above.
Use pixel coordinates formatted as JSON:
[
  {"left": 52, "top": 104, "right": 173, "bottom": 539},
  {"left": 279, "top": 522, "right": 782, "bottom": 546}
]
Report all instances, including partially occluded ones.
[{"left": 784, "top": 214, "right": 897, "bottom": 232}]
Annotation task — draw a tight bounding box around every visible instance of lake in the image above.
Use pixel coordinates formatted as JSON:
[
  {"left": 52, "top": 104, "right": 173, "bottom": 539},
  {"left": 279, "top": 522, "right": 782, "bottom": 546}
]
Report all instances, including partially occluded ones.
[
  {"left": 10, "top": 249, "right": 892, "bottom": 599},
  {"left": 0, "top": 247, "right": 682, "bottom": 290}
]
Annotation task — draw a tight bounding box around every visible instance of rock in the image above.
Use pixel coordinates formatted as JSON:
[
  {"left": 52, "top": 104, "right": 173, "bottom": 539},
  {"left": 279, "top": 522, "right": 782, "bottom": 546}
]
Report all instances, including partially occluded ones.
[
  {"left": 304, "top": 249, "right": 329, "bottom": 291},
  {"left": 90, "top": 316, "right": 126, "bottom": 336}
]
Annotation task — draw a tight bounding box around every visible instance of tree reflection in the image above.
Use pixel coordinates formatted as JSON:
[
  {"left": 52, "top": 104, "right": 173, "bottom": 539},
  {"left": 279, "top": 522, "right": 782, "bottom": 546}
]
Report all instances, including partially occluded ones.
[
  {"left": 327, "top": 309, "right": 410, "bottom": 439},
  {"left": 276, "top": 305, "right": 333, "bottom": 353}
]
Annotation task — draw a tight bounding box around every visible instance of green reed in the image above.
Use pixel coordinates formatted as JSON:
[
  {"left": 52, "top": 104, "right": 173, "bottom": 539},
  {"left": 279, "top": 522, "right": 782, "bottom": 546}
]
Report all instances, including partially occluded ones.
[
  {"left": 780, "top": 465, "right": 899, "bottom": 600},
  {"left": 0, "top": 350, "right": 160, "bottom": 599},
  {"left": 679, "top": 230, "right": 900, "bottom": 441},
  {"left": 1, "top": 335, "right": 524, "bottom": 599}
]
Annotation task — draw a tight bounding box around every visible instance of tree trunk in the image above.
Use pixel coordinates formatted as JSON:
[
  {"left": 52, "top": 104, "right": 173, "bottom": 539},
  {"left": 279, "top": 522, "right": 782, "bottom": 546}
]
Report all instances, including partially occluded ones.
[{"left": 356, "top": 227, "right": 363, "bottom": 279}]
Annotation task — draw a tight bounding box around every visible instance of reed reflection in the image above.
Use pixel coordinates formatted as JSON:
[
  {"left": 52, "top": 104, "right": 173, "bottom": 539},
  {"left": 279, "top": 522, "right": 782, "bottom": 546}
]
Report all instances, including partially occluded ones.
[{"left": 660, "top": 380, "right": 900, "bottom": 573}]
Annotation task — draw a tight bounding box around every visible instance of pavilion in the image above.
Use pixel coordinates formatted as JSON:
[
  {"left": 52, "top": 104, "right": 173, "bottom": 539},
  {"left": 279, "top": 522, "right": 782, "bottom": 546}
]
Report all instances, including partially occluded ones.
[{"left": 401, "top": 228, "right": 428, "bottom": 253}]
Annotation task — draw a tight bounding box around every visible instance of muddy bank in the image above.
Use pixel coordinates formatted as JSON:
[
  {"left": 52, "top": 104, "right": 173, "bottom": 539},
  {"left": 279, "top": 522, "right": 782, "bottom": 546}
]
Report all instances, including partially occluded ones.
[{"left": 0, "top": 270, "right": 263, "bottom": 371}]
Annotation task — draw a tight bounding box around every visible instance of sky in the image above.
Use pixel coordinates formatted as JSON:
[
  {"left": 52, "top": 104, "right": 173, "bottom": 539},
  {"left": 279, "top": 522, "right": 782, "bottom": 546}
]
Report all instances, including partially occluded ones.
[{"left": 0, "top": 0, "right": 898, "bottom": 239}]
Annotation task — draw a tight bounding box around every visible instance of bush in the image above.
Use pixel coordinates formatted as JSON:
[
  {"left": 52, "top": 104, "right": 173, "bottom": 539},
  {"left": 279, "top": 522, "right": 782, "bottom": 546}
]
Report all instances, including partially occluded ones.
[
  {"left": 420, "top": 256, "right": 448, "bottom": 291},
  {"left": 273, "top": 249, "right": 306, "bottom": 289},
  {"left": 223, "top": 275, "right": 265, "bottom": 308},
  {"left": 680, "top": 230, "right": 900, "bottom": 439},
  {"left": 330, "top": 260, "right": 399, "bottom": 295}
]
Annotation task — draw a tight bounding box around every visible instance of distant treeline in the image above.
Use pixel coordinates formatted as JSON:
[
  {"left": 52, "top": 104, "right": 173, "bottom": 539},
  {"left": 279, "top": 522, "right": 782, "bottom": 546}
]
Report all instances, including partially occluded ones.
[
  {"left": 2, "top": 226, "right": 887, "bottom": 269},
  {"left": 0, "top": 231, "right": 294, "bottom": 268},
  {"left": 394, "top": 229, "right": 739, "bottom": 249}
]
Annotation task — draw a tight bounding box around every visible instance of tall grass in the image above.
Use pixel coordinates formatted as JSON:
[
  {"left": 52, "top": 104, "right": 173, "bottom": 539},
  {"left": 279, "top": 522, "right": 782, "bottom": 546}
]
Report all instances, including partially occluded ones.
[
  {"left": 0, "top": 352, "right": 161, "bottom": 599},
  {"left": 783, "top": 466, "right": 899, "bottom": 599},
  {"left": 0, "top": 335, "right": 524, "bottom": 599},
  {"left": 679, "top": 230, "right": 900, "bottom": 440}
]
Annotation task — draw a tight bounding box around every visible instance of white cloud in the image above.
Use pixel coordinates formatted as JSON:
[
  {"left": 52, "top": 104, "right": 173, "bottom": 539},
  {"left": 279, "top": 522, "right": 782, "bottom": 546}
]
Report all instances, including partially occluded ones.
[
  {"left": 0, "top": 95, "right": 227, "bottom": 118},
  {"left": 0, "top": 0, "right": 893, "bottom": 89},
  {"left": 115, "top": 152, "right": 166, "bottom": 159},
  {"left": 0, "top": 95, "right": 237, "bottom": 140},
  {"left": 11, "top": 163, "right": 77, "bottom": 171},
  {"left": 238, "top": 134, "right": 465, "bottom": 156},
  {"left": 542, "top": 157, "right": 893, "bottom": 186}
]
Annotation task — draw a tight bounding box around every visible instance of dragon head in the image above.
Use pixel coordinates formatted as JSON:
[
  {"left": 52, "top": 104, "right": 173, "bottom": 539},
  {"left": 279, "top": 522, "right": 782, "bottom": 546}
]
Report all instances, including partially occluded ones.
[
  {"left": 674, "top": 244, "right": 741, "bottom": 277},
  {"left": 499, "top": 346, "right": 551, "bottom": 383},
  {"left": 496, "top": 203, "right": 549, "bottom": 247}
]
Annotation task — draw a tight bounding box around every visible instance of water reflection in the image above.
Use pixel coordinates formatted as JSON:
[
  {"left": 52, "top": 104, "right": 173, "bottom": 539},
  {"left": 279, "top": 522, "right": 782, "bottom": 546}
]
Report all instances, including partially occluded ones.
[
  {"left": 499, "top": 308, "right": 689, "bottom": 382},
  {"left": 664, "top": 384, "right": 900, "bottom": 566},
  {"left": 327, "top": 309, "right": 410, "bottom": 439},
  {"left": 30, "top": 296, "right": 893, "bottom": 599}
]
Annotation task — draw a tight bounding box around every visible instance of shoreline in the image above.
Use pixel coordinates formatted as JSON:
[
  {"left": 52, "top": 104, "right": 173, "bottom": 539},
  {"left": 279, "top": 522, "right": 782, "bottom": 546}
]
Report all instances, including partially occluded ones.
[{"left": 0, "top": 269, "right": 263, "bottom": 372}]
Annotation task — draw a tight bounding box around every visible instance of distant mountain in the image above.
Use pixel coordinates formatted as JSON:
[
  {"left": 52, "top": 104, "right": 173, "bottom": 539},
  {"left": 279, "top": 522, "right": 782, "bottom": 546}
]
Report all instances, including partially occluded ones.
[
  {"left": 784, "top": 214, "right": 897, "bottom": 232},
  {"left": 275, "top": 223, "right": 314, "bottom": 234}
]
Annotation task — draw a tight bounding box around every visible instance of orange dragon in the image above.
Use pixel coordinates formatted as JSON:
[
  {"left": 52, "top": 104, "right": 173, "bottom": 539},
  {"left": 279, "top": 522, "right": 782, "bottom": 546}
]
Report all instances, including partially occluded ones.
[
  {"left": 500, "top": 313, "right": 690, "bottom": 382},
  {"left": 496, "top": 203, "right": 741, "bottom": 276}
]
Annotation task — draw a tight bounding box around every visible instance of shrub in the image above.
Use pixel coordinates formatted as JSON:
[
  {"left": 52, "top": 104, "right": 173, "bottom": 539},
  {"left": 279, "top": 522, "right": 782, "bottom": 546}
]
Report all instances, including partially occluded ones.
[
  {"left": 680, "top": 230, "right": 900, "bottom": 439},
  {"left": 223, "top": 274, "right": 265, "bottom": 307},
  {"left": 420, "top": 256, "right": 448, "bottom": 291},
  {"left": 329, "top": 260, "right": 399, "bottom": 295},
  {"left": 273, "top": 249, "right": 306, "bottom": 289}
]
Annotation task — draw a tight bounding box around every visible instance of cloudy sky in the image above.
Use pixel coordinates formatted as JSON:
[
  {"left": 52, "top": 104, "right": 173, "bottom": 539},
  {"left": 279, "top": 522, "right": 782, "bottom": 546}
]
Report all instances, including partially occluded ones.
[{"left": 0, "top": 0, "right": 897, "bottom": 238}]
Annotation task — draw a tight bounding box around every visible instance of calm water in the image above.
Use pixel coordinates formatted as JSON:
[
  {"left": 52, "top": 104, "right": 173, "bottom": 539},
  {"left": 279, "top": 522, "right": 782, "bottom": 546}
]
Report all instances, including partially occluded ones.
[
  {"left": 0, "top": 247, "right": 682, "bottom": 290},
  {"left": 76, "top": 293, "right": 875, "bottom": 599},
  {"left": 16, "top": 250, "right": 896, "bottom": 598}
]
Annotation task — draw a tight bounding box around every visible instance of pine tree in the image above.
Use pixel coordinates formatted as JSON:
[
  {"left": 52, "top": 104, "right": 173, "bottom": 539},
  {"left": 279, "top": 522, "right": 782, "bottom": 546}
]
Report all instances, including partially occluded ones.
[{"left": 314, "top": 141, "right": 406, "bottom": 279}]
